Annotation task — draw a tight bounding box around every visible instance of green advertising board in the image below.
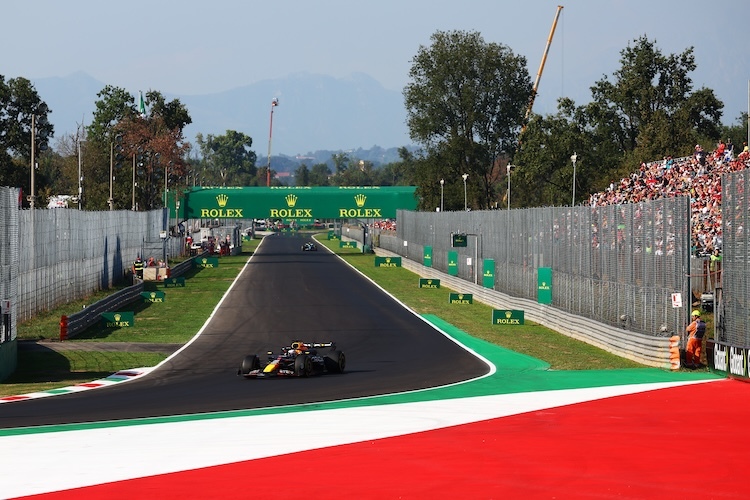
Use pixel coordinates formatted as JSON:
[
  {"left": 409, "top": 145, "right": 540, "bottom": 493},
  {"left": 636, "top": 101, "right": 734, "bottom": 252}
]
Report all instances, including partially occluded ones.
[
  {"left": 176, "top": 186, "right": 417, "bottom": 220},
  {"left": 447, "top": 251, "right": 458, "bottom": 276},
  {"left": 452, "top": 233, "right": 468, "bottom": 247},
  {"left": 423, "top": 245, "right": 433, "bottom": 267},
  {"left": 375, "top": 256, "right": 401, "bottom": 267},
  {"left": 448, "top": 293, "right": 473, "bottom": 304},
  {"left": 538, "top": 267, "right": 552, "bottom": 304},
  {"left": 101, "top": 311, "right": 135, "bottom": 328},
  {"left": 482, "top": 259, "right": 495, "bottom": 289},
  {"left": 339, "top": 240, "right": 357, "bottom": 249},
  {"left": 140, "top": 291, "right": 166, "bottom": 303},
  {"left": 194, "top": 257, "right": 219, "bottom": 268},
  {"left": 163, "top": 277, "right": 186, "bottom": 287},
  {"left": 418, "top": 278, "right": 441, "bottom": 289},
  {"left": 492, "top": 309, "right": 525, "bottom": 325},
  {"left": 327, "top": 230, "right": 339, "bottom": 240}
]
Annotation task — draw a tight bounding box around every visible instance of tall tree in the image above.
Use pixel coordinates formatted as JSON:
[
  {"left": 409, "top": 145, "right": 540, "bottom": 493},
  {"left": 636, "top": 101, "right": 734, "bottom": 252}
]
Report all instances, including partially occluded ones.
[
  {"left": 0, "top": 76, "right": 54, "bottom": 201},
  {"left": 404, "top": 30, "right": 533, "bottom": 210},
  {"left": 586, "top": 36, "right": 723, "bottom": 162},
  {"left": 195, "top": 130, "right": 257, "bottom": 187}
]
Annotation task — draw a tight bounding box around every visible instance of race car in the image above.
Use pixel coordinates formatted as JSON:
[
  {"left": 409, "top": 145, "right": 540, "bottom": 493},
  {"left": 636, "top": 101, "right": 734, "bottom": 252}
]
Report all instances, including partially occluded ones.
[
  {"left": 302, "top": 242, "right": 318, "bottom": 251},
  {"left": 237, "top": 341, "right": 346, "bottom": 378}
]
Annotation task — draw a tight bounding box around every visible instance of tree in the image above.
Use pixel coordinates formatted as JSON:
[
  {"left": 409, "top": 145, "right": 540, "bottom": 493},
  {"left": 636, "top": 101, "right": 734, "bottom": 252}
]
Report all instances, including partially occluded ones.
[
  {"left": 0, "top": 76, "right": 54, "bottom": 201},
  {"left": 87, "top": 87, "right": 192, "bottom": 210},
  {"left": 294, "top": 164, "right": 310, "bottom": 186},
  {"left": 308, "top": 163, "right": 331, "bottom": 186},
  {"left": 404, "top": 30, "right": 533, "bottom": 210},
  {"left": 194, "top": 130, "right": 257, "bottom": 187},
  {"left": 585, "top": 36, "right": 723, "bottom": 162}
]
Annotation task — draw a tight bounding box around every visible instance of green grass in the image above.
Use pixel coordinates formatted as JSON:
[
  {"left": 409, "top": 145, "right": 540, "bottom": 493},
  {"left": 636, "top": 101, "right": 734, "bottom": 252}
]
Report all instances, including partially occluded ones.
[{"left": 2, "top": 234, "right": 647, "bottom": 397}]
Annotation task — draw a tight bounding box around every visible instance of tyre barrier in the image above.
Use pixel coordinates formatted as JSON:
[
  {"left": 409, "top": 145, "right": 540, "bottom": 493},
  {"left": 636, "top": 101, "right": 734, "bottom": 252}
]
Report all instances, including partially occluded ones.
[{"left": 669, "top": 335, "right": 681, "bottom": 370}]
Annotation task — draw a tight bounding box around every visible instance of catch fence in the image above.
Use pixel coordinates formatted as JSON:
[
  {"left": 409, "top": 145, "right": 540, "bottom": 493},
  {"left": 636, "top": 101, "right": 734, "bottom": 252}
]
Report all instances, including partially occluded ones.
[{"left": 374, "top": 198, "right": 692, "bottom": 339}]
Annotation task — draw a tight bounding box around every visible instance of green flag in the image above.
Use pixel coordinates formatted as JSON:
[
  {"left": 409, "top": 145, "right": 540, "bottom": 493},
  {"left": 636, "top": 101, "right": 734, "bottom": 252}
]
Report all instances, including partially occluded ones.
[{"left": 138, "top": 91, "right": 146, "bottom": 117}]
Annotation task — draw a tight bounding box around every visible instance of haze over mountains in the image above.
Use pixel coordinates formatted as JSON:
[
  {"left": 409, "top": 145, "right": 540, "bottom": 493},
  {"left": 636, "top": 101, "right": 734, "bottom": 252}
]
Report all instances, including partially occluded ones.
[{"left": 33, "top": 71, "right": 414, "bottom": 161}]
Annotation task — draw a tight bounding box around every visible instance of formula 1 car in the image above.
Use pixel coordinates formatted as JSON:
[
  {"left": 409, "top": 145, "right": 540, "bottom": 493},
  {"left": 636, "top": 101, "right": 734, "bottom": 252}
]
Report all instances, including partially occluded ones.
[
  {"left": 301, "top": 242, "right": 318, "bottom": 251},
  {"left": 237, "top": 341, "right": 346, "bottom": 378}
]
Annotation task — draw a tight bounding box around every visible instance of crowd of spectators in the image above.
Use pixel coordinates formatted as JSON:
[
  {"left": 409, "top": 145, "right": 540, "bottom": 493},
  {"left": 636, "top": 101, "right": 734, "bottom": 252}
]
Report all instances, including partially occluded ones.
[{"left": 589, "top": 140, "right": 750, "bottom": 256}]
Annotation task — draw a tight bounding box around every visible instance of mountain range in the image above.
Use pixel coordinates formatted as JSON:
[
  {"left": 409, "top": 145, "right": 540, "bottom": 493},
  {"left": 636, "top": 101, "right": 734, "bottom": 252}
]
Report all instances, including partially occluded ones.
[{"left": 32, "top": 71, "right": 414, "bottom": 165}]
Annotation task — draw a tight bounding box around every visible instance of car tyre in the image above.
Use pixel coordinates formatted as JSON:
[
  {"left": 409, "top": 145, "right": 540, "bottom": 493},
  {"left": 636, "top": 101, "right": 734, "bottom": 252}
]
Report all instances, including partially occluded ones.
[
  {"left": 294, "top": 354, "right": 314, "bottom": 377},
  {"left": 324, "top": 350, "right": 346, "bottom": 373},
  {"left": 238, "top": 354, "right": 260, "bottom": 375}
]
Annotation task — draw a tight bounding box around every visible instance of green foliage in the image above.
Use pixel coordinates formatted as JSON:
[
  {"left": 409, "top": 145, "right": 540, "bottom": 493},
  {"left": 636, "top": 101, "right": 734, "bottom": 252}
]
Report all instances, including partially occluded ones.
[
  {"left": 195, "top": 130, "right": 257, "bottom": 186},
  {"left": 0, "top": 76, "right": 53, "bottom": 194},
  {"left": 404, "top": 30, "right": 533, "bottom": 210}
]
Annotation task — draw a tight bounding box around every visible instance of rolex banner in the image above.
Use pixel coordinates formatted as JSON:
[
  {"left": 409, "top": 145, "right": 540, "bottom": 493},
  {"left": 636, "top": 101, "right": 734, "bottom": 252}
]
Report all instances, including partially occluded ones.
[
  {"left": 423, "top": 245, "right": 432, "bottom": 267},
  {"left": 176, "top": 186, "right": 417, "bottom": 220},
  {"left": 418, "top": 278, "right": 440, "bottom": 289},
  {"left": 492, "top": 309, "right": 525, "bottom": 325},
  {"left": 141, "top": 291, "right": 165, "bottom": 303},
  {"left": 375, "top": 256, "right": 401, "bottom": 267},
  {"left": 447, "top": 251, "right": 458, "bottom": 276},
  {"left": 482, "top": 259, "right": 495, "bottom": 288},
  {"left": 449, "top": 293, "right": 473, "bottom": 304},
  {"left": 538, "top": 267, "right": 552, "bottom": 304},
  {"left": 101, "top": 311, "right": 135, "bottom": 328}
]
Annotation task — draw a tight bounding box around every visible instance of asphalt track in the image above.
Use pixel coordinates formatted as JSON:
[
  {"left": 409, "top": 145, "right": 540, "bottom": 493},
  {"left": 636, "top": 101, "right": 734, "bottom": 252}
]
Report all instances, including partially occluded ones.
[{"left": 0, "top": 234, "right": 488, "bottom": 429}]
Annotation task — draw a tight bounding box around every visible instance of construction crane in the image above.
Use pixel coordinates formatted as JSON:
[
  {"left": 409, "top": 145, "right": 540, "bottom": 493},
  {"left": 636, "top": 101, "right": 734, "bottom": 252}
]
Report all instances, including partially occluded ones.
[{"left": 522, "top": 5, "right": 563, "bottom": 132}]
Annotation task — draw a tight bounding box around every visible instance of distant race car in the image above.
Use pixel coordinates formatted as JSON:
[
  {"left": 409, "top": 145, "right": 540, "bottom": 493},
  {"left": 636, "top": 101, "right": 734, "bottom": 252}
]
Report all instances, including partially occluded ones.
[
  {"left": 237, "top": 341, "right": 346, "bottom": 378},
  {"left": 302, "top": 242, "right": 318, "bottom": 251}
]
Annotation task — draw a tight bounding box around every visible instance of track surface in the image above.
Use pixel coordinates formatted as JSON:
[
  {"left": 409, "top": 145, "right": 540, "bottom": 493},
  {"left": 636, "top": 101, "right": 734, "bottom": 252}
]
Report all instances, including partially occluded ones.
[{"left": 0, "top": 235, "right": 487, "bottom": 429}]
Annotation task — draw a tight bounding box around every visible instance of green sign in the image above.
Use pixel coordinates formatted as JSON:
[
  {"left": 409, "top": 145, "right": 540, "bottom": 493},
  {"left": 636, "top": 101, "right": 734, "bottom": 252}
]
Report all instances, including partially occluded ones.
[
  {"left": 339, "top": 240, "right": 358, "bottom": 249},
  {"left": 164, "top": 277, "right": 186, "bottom": 287},
  {"left": 538, "top": 267, "right": 552, "bottom": 304},
  {"left": 141, "top": 291, "right": 166, "bottom": 303},
  {"left": 375, "top": 256, "right": 401, "bottom": 267},
  {"left": 449, "top": 293, "right": 473, "bottom": 304},
  {"left": 194, "top": 257, "right": 219, "bottom": 268},
  {"left": 452, "top": 233, "right": 468, "bottom": 247},
  {"left": 101, "top": 311, "right": 135, "bottom": 328},
  {"left": 492, "top": 309, "right": 525, "bottom": 325},
  {"left": 447, "top": 251, "right": 458, "bottom": 276},
  {"left": 177, "top": 186, "right": 418, "bottom": 220},
  {"left": 418, "top": 278, "right": 441, "bottom": 289},
  {"left": 423, "top": 245, "right": 433, "bottom": 267},
  {"left": 327, "top": 230, "right": 339, "bottom": 240},
  {"left": 482, "top": 259, "right": 495, "bottom": 289}
]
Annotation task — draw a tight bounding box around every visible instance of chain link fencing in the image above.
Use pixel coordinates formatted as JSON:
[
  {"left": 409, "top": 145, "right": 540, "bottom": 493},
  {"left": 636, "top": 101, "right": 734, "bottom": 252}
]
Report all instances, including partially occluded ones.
[{"left": 375, "top": 197, "right": 692, "bottom": 339}]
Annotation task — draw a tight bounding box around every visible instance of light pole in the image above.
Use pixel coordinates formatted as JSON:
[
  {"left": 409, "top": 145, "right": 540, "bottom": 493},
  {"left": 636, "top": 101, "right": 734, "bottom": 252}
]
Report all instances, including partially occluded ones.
[
  {"left": 506, "top": 164, "right": 513, "bottom": 210},
  {"left": 77, "top": 140, "right": 85, "bottom": 209},
  {"left": 570, "top": 152, "right": 578, "bottom": 207},
  {"left": 29, "top": 114, "right": 36, "bottom": 209},
  {"left": 266, "top": 97, "right": 279, "bottom": 186},
  {"left": 462, "top": 173, "right": 469, "bottom": 211},
  {"left": 440, "top": 179, "right": 444, "bottom": 212}
]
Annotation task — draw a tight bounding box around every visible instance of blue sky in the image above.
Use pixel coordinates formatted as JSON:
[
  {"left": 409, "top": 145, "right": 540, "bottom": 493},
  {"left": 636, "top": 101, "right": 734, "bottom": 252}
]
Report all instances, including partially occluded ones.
[{"left": 3, "top": 0, "right": 749, "bottom": 126}]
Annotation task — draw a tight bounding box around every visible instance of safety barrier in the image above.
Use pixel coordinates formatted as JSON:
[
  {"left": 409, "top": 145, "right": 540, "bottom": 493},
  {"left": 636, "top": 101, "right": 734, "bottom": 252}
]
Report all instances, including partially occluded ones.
[{"left": 59, "top": 253, "right": 206, "bottom": 340}]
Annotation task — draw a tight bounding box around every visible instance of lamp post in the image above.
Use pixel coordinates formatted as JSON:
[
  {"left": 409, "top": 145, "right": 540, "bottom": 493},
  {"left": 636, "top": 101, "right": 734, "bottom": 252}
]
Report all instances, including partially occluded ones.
[
  {"left": 77, "top": 137, "right": 85, "bottom": 210},
  {"left": 462, "top": 173, "right": 469, "bottom": 211},
  {"left": 570, "top": 152, "right": 578, "bottom": 207},
  {"left": 440, "top": 179, "right": 444, "bottom": 212},
  {"left": 266, "top": 97, "right": 279, "bottom": 186},
  {"left": 108, "top": 141, "right": 114, "bottom": 210},
  {"left": 29, "top": 114, "right": 37, "bottom": 209}
]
